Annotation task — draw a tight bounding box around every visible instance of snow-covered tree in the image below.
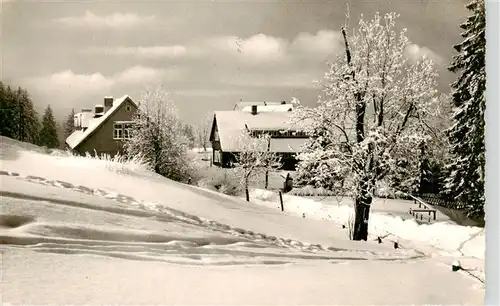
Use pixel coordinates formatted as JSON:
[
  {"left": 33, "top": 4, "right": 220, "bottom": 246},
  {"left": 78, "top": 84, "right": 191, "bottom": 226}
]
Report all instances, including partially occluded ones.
[
  {"left": 124, "top": 86, "right": 190, "bottom": 181},
  {"left": 384, "top": 93, "right": 453, "bottom": 195},
  {"left": 295, "top": 134, "right": 349, "bottom": 192},
  {"left": 182, "top": 123, "right": 195, "bottom": 149},
  {"left": 38, "top": 105, "right": 59, "bottom": 148},
  {"left": 293, "top": 12, "right": 439, "bottom": 240},
  {"left": 443, "top": 0, "right": 486, "bottom": 218},
  {"left": 195, "top": 113, "right": 212, "bottom": 151},
  {"left": 63, "top": 108, "right": 75, "bottom": 139},
  {"left": 233, "top": 132, "right": 281, "bottom": 201}
]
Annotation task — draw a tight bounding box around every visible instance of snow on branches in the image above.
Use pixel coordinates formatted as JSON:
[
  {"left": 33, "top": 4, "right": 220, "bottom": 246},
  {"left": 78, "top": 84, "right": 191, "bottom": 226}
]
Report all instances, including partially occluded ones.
[
  {"left": 124, "top": 85, "right": 191, "bottom": 181},
  {"left": 232, "top": 131, "right": 281, "bottom": 201},
  {"left": 443, "top": 0, "right": 485, "bottom": 218},
  {"left": 292, "top": 12, "right": 440, "bottom": 240}
]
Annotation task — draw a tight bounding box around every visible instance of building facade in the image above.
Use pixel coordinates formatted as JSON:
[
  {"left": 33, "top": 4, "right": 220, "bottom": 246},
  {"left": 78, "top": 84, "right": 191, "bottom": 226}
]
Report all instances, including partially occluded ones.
[
  {"left": 209, "top": 102, "right": 311, "bottom": 171},
  {"left": 66, "top": 95, "right": 138, "bottom": 157}
]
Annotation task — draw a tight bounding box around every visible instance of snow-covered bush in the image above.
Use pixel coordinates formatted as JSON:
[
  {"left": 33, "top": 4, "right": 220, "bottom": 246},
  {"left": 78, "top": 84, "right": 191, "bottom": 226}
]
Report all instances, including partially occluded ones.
[
  {"left": 288, "top": 185, "right": 338, "bottom": 197},
  {"left": 196, "top": 167, "right": 241, "bottom": 196},
  {"left": 59, "top": 150, "right": 153, "bottom": 176}
]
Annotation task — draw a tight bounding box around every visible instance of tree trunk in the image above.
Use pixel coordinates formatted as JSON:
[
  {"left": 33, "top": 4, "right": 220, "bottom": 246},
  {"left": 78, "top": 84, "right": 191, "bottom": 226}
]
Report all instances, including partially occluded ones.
[
  {"left": 245, "top": 176, "right": 250, "bottom": 201},
  {"left": 418, "top": 142, "right": 428, "bottom": 196},
  {"left": 265, "top": 137, "right": 271, "bottom": 189},
  {"left": 353, "top": 177, "right": 372, "bottom": 241}
]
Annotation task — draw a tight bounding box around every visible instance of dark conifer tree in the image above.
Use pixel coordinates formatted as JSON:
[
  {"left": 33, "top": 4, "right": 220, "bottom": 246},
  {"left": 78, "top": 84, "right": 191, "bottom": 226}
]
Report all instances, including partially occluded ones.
[
  {"left": 39, "top": 105, "right": 59, "bottom": 148},
  {"left": 443, "top": 0, "right": 486, "bottom": 218},
  {"left": 64, "top": 108, "right": 76, "bottom": 139}
]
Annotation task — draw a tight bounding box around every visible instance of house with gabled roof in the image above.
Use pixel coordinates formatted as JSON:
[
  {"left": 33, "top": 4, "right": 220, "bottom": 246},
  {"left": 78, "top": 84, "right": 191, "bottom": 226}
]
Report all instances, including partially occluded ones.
[
  {"left": 65, "top": 95, "right": 138, "bottom": 157},
  {"left": 209, "top": 102, "right": 312, "bottom": 170}
]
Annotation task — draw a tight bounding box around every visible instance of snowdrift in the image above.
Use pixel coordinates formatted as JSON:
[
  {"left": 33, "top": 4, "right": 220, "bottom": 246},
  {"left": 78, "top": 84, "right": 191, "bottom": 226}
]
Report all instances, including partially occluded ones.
[
  {"left": 0, "top": 137, "right": 485, "bottom": 305},
  {"left": 249, "top": 189, "right": 485, "bottom": 260}
]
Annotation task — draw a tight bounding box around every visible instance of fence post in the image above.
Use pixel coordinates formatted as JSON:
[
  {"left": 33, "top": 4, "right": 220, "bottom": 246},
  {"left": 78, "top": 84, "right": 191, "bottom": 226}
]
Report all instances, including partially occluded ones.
[{"left": 279, "top": 191, "right": 284, "bottom": 212}]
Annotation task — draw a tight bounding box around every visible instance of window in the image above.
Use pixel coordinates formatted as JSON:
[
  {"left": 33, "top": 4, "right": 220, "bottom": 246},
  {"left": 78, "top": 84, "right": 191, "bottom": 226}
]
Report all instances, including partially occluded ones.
[
  {"left": 123, "top": 123, "right": 133, "bottom": 139},
  {"left": 113, "top": 123, "right": 123, "bottom": 139},
  {"left": 126, "top": 105, "right": 132, "bottom": 112},
  {"left": 114, "top": 121, "right": 134, "bottom": 140}
]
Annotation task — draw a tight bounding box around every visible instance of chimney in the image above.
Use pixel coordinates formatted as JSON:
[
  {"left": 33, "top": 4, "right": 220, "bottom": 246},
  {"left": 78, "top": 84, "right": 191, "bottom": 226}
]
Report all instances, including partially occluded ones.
[
  {"left": 251, "top": 105, "right": 257, "bottom": 115},
  {"left": 94, "top": 105, "right": 105, "bottom": 118},
  {"left": 104, "top": 96, "right": 114, "bottom": 113},
  {"left": 74, "top": 114, "right": 80, "bottom": 129}
]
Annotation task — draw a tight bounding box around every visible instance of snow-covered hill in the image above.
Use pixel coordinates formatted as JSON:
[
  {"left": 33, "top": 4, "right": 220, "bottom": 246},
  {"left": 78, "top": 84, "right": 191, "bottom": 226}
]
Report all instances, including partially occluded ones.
[{"left": 0, "top": 137, "right": 485, "bottom": 304}]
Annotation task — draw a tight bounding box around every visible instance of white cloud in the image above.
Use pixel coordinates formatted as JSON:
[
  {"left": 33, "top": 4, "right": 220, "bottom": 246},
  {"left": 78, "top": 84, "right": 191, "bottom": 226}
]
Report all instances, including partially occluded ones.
[
  {"left": 27, "top": 66, "right": 166, "bottom": 90},
  {"left": 290, "top": 30, "right": 343, "bottom": 55},
  {"left": 203, "top": 30, "right": 342, "bottom": 65},
  {"left": 239, "top": 34, "right": 287, "bottom": 60},
  {"left": 55, "top": 10, "right": 155, "bottom": 28},
  {"left": 82, "top": 45, "right": 187, "bottom": 59},
  {"left": 23, "top": 66, "right": 179, "bottom": 109},
  {"left": 113, "top": 66, "right": 165, "bottom": 84},
  {"left": 34, "top": 70, "right": 113, "bottom": 94},
  {"left": 406, "top": 43, "right": 444, "bottom": 65},
  {"left": 206, "top": 34, "right": 287, "bottom": 62},
  {"left": 173, "top": 89, "right": 247, "bottom": 97}
]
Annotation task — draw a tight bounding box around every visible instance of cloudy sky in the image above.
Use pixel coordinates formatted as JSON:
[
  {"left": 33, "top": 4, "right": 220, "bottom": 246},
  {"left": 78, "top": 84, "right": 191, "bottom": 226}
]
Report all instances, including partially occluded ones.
[{"left": 2, "top": 0, "right": 469, "bottom": 125}]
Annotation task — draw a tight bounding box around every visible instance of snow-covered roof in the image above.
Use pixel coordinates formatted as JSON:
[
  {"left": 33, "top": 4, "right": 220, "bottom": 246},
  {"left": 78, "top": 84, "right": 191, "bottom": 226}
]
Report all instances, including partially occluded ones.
[
  {"left": 66, "top": 95, "right": 135, "bottom": 150},
  {"left": 240, "top": 104, "right": 293, "bottom": 113},
  {"left": 213, "top": 110, "right": 312, "bottom": 152},
  {"left": 233, "top": 101, "right": 284, "bottom": 110}
]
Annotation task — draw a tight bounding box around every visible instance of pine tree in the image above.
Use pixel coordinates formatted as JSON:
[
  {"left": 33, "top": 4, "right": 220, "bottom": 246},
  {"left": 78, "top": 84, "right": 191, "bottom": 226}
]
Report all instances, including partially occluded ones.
[
  {"left": 443, "top": 0, "right": 486, "bottom": 218},
  {"left": 39, "top": 105, "right": 60, "bottom": 148},
  {"left": 15, "top": 87, "right": 40, "bottom": 144},
  {"left": 64, "top": 108, "right": 76, "bottom": 139},
  {"left": 0, "top": 83, "right": 40, "bottom": 143},
  {"left": 0, "top": 82, "right": 18, "bottom": 138}
]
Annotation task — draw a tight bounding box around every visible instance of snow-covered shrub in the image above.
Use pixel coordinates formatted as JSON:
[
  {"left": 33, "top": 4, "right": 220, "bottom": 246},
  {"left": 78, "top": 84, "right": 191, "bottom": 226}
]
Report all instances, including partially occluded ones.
[
  {"left": 58, "top": 150, "right": 153, "bottom": 177},
  {"left": 288, "top": 185, "right": 337, "bottom": 196},
  {"left": 197, "top": 167, "right": 241, "bottom": 196}
]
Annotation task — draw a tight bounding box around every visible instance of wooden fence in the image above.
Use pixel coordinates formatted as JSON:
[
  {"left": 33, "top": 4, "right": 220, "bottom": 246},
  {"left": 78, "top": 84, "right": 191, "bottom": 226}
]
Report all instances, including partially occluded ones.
[{"left": 416, "top": 193, "right": 467, "bottom": 210}]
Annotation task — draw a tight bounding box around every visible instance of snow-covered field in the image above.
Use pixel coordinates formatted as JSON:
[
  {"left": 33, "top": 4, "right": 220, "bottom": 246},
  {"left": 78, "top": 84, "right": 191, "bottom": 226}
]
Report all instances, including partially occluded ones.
[
  {"left": 0, "top": 138, "right": 485, "bottom": 304},
  {"left": 249, "top": 189, "right": 485, "bottom": 260}
]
